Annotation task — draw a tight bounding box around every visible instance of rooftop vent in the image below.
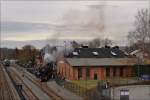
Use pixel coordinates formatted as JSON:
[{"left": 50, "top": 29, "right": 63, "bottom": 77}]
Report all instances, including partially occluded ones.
[
  {"left": 92, "top": 52, "right": 99, "bottom": 56},
  {"left": 73, "top": 52, "right": 79, "bottom": 56},
  {"left": 111, "top": 51, "right": 117, "bottom": 56},
  {"left": 81, "top": 44, "right": 88, "bottom": 48}
]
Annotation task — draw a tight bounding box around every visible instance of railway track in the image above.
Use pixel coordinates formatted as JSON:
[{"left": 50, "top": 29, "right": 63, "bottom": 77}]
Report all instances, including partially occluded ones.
[
  {"left": 25, "top": 72, "right": 65, "bottom": 100},
  {"left": 7, "top": 67, "right": 39, "bottom": 100},
  {"left": 10, "top": 64, "right": 66, "bottom": 100},
  {"left": 0, "top": 64, "right": 20, "bottom": 100}
]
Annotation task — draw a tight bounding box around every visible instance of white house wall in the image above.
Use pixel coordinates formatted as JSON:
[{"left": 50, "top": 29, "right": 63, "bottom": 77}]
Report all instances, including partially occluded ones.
[{"left": 110, "top": 85, "right": 150, "bottom": 100}]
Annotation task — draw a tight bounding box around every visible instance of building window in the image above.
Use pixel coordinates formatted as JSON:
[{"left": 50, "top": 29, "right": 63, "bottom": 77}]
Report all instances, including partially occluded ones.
[
  {"left": 120, "top": 90, "right": 129, "bottom": 100},
  {"left": 78, "top": 68, "right": 82, "bottom": 79}
]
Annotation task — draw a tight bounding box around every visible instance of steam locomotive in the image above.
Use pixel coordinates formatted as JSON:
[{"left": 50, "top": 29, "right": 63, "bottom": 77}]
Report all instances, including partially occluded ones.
[
  {"left": 35, "top": 53, "right": 57, "bottom": 82},
  {"left": 38, "top": 63, "right": 56, "bottom": 82}
]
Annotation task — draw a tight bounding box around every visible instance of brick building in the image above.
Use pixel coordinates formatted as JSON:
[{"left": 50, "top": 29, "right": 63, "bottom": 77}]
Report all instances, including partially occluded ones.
[{"left": 57, "top": 46, "right": 138, "bottom": 80}]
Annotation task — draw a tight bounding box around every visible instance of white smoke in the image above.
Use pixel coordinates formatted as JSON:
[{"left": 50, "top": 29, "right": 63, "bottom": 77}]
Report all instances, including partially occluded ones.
[
  {"left": 43, "top": 44, "right": 57, "bottom": 64},
  {"left": 44, "top": 53, "right": 54, "bottom": 64}
]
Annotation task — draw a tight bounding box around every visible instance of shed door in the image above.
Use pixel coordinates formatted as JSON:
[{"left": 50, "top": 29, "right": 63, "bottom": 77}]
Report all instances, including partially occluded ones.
[
  {"left": 94, "top": 73, "right": 97, "bottom": 80},
  {"left": 120, "top": 90, "right": 129, "bottom": 100}
]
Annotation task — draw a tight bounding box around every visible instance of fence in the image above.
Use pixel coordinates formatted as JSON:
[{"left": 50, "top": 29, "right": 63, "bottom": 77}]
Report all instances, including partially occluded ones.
[
  {"left": 64, "top": 82, "right": 87, "bottom": 97},
  {"left": 56, "top": 79, "right": 110, "bottom": 100}
]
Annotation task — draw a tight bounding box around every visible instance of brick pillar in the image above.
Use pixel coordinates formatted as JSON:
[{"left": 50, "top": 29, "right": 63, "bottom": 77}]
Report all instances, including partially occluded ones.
[
  {"left": 101, "top": 68, "right": 106, "bottom": 80},
  {"left": 116, "top": 68, "right": 120, "bottom": 77},
  {"left": 70, "top": 66, "right": 74, "bottom": 80},
  {"left": 110, "top": 67, "right": 114, "bottom": 77},
  {"left": 68, "top": 66, "right": 73, "bottom": 80},
  {"left": 126, "top": 67, "right": 132, "bottom": 77},
  {"left": 97, "top": 67, "right": 101, "bottom": 80},
  {"left": 82, "top": 67, "right": 86, "bottom": 80},
  {"left": 90, "top": 67, "right": 94, "bottom": 80},
  {"left": 73, "top": 67, "right": 78, "bottom": 80}
]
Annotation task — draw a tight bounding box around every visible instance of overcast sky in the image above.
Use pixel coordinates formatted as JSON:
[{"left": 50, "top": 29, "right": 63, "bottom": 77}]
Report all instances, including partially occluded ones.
[{"left": 1, "top": 0, "right": 149, "bottom": 48}]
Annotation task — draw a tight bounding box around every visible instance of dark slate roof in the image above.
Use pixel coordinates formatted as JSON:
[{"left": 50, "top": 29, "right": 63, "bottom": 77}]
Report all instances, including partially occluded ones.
[{"left": 67, "top": 46, "right": 130, "bottom": 58}]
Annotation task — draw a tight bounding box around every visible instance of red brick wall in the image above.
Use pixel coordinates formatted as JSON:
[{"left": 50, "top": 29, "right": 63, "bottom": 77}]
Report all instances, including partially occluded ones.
[
  {"left": 82, "top": 67, "right": 86, "bottom": 80},
  {"left": 97, "top": 67, "right": 101, "bottom": 79},
  {"left": 57, "top": 60, "right": 74, "bottom": 80},
  {"left": 73, "top": 67, "right": 78, "bottom": 80},
  {"left": 122, "top": 66, "right": 132, "bottom": 77},
  {"left": 116, "top": 68, "right": 120, "bottom": 77},
  {"left": 89, "top": 67, "right": 106, "bottom": 80},
  {"left": 97, "top": 67, "right": 106, "bottom": 80},
  {"left": 57, "top": 61, "right": 133, "bottom": 80},
  {"left": 90, "top": 67, "right": 94, "bottom": 80}
]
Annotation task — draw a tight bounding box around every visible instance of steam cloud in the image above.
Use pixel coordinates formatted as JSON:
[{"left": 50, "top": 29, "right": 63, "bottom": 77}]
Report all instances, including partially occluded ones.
[{"left": 45, "top": 2, "right": 107, "bottom": 59}]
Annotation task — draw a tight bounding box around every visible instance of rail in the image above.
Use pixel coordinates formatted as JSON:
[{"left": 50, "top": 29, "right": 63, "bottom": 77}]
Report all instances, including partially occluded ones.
[
  {"left": 14, "top": 64, "right": 66, "bottom": 100},
  {"left": 7, "top": 67, "right": 39, "bottom": 100},
  {"left": 0, "top": 64, "right": 20, "bottom": 100}
]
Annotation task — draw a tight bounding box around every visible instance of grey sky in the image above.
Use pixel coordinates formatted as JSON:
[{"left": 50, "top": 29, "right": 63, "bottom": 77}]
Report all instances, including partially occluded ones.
[{"left": 1, "top": 0, "right": 149, "bottom": 48}]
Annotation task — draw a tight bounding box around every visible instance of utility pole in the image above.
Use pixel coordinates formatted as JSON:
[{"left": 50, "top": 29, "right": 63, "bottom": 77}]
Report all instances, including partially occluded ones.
[{"left": 64, "top": 41, "right": 67, "bottom": 78}]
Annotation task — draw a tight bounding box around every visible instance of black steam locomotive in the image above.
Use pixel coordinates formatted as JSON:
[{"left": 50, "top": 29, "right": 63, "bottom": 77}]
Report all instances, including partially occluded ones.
[
  {"left": 37, "top": 62, "right": 56, "bottom": 82},
  {"left": 34, "top": 46, "right": 58, "bottom": 82}
]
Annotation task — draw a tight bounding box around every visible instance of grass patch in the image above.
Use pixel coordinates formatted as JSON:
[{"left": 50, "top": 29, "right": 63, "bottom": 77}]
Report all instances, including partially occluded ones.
[
  {"left": 71, "top": 80, "right": 99, "bottom": 89},
  {"left": 106, "top": 77, "right": 139, "bottom": 85}
]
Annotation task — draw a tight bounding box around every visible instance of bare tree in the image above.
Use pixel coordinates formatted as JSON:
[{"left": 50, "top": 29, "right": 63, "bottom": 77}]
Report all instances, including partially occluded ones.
[
  {"left": 21, "top": 45, "right": 38, "bottom": 63},
  {"left": 89, "top": 38, "right": 113, "bottom": 48},
  {"left": 128, "top": 9, "right": 150, "bottom": 51},
  {"left": 101, "top": 38, "right": 113, "bottom": 47},
  {"left": 89, "top": 38, "right": 101, "bottom": 48},
  {"left": 22, "top": 45, "right": 36, "bottom": 50}
]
